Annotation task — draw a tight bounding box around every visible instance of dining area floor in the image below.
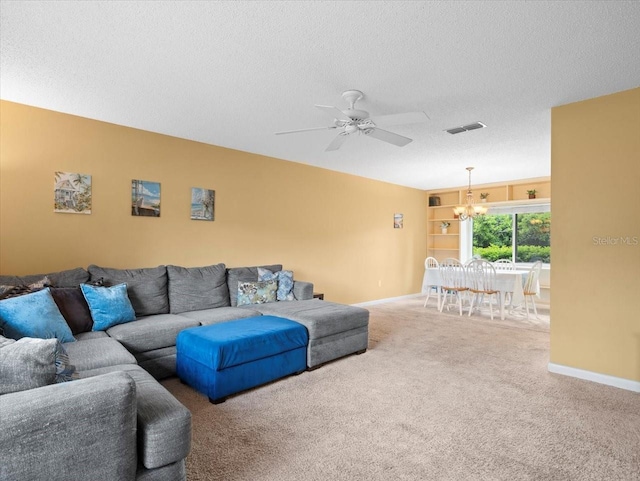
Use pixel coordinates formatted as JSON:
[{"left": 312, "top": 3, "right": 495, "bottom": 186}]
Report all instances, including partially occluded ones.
[{"left": 421, "top": 290, "right": 551, "bottom": 330}]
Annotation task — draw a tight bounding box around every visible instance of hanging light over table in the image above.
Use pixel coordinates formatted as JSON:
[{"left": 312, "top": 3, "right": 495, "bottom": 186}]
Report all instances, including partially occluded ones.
[{"left": 453, "top": 167, "right": 488, "bottom": 220}]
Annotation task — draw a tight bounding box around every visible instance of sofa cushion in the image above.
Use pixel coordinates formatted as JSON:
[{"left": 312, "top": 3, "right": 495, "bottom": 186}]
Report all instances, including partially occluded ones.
[
  {"left": 1, "top": 371, "right": 138, "bottom": 481},
  {"left": 178, "top": 306, "right": 262, "bottom": 325},
  {"left": 74, "top": 330, "right": 109, "bottom": 341},
  {"left": 166, "top": 264, "right": 229, "bottom": 313},
  {"left": 81, "top": 364, "right": 192, "bottom": 470},
  {"left": 135, "top": 346, "right": 178, "bottom": 380},
  {"left": 50, "top": 286, "right": 94, "bottom": 334},
  {"left": 88, "top": 265, "right": 169, "bottom": 316},
  {"left": 81, "top": 283, "right": 137, "bottom": 331},
  {"left": 245, "top": 299, "right": 370, "bottom": 339},
  {"left": 0, "top": 267, "right": 90, "bottom": 288},
  {"left": 0, "top": 288, "right": 75, "bottom": 343},
  {"left": 0, "top": 336, "right": 75, "bottom": 394},
  {"left": 106, "top": 314, "right": 200, "bottom": 353},
  {"left": 237, "top": 279, "right": 277, "bottom": 306},
  {"left": 227, "top": 264, "right": 282, "bottom": 307},
  {"left": 63, "top": 337, "right": 137, "bottom": 372}
]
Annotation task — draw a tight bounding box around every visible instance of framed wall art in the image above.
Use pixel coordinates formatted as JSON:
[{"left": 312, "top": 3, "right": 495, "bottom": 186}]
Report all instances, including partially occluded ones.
[
  {"left": 54, "top": 172, "right": 92, "bottom": 214},
  {"left": 131, "top": 179, "right": 161, "bottom": 217},
  {"left": 191, "top": 188, "right": 215, "bottom": 221}
]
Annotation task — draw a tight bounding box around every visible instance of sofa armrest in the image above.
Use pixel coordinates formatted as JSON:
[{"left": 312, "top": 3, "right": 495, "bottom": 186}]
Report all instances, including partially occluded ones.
[
  {"left": 0, "top": 372, "right": 138, "bottom": 481},
  {"left": 293, "top": 280, "right": 314, "bottom": 300}
]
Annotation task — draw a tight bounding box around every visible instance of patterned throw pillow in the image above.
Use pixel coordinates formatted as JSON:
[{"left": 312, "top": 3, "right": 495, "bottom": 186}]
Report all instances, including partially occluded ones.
[
  {"left": 257, "top": 268, "right": 295, "bottom": 301},
  {"left": 0, "top": 276, "right": 52, "bottom": 300},
  {"left": 237, "top": 280, "right": 277, "bottom": 306},
  {"left": 0, "top": 285, "right": 16, "bottom": 300},
  {"left": 53, "top": 341, "right": 77, "bottom": 382}
]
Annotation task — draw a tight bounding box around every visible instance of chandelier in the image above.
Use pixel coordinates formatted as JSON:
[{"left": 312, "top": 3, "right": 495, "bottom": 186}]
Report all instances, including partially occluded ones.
[{"left": 453, "top": 167, "right": 488, "bottom": 220}]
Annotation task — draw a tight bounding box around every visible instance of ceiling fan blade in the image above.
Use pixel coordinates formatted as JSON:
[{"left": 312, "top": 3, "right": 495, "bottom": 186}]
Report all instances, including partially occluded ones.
[
  {"left": 364, "top": 127, "right": 413, "bottom": 147},
  {"left": 315, "top": 105, "right": 352, "bottom": 121},
  {"left": 275, "top": 126, "right": 337, "bottom": 135},
  {"left": 325, "top": 133, "right": 349, "bottom": 152},
  {"left": 369, "top": 111, "right": 429, "bottom": 127}
]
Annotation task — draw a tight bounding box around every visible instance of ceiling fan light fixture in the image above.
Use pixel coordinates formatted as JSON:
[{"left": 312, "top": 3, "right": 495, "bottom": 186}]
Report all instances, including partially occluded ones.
[{"left": 276, "top": 89, "right": 428, "bottom": 151}]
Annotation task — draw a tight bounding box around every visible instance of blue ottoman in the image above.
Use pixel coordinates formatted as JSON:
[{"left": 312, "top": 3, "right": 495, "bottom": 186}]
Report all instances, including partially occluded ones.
[{"left": 176, "top": 316, "right": 308, "bottom": 404}]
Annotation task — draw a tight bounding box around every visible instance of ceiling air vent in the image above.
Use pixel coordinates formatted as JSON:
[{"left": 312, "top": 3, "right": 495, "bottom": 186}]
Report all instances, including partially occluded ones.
[{"left": 445, "top": 122, "right": 486, "bottom": 134}]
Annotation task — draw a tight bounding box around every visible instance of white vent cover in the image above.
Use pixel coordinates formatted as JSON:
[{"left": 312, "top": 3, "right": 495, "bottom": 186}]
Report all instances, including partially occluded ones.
[{"left": 445, "top": 122, "right": 486, "bottom": 134}]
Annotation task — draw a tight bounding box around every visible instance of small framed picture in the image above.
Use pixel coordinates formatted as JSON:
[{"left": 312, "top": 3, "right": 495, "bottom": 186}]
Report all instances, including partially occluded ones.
[
  {"left": 54, "top": 172, "right": 92, "bottom": 214},
  {"left": 394, "top": 213, "right": 403, "bottom": 229},
  {"left": 132, "top": 180, "right": 161, "bottom": 217},
  {"left": 191, "top": 188, "right": 215, "bottom": 221}
]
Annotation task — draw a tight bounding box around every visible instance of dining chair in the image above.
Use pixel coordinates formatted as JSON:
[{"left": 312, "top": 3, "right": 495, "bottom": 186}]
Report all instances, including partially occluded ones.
[
  {"left": 466, "top": 259, "right": 501, "bottom": 320},
  {"left": 438, "top": 258, "right": 468, "bottom": 316},
  {"left": 422, "top": 257, "right": 440, "bottom": 308},
  {"left": 493, "top": 258, "right": 516, "bottom": 306},
  {"left": 493, "top": 259, "right": 515, "bottom": 271},
  {"left": 522, "top": 261, "right": 543, "bottom": 320}
]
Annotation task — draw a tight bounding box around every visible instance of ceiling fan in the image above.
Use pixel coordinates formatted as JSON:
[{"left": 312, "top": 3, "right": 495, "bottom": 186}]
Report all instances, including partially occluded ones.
[{"left": 275, "top": 90, "right": 429, "bottom": 152}]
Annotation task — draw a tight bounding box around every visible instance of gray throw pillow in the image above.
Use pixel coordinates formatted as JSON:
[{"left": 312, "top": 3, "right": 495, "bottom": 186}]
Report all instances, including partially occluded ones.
[
  {"left": 0, "top": 336, "right": 58, "bottom": 394},
  {"left": 87, "top": 265, "right": 169, "bottom": 317},
  {"left": 226, "top": 264, "right": 282, "bottom": 307},
  {"left": 167, "top": 264, "right": 229, "bottom": 313}
]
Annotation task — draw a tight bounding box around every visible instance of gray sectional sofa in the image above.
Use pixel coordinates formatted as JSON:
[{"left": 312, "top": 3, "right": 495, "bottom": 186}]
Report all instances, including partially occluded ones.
[{"left": 0, "top": 263, "right": 369, "bottom": 481}]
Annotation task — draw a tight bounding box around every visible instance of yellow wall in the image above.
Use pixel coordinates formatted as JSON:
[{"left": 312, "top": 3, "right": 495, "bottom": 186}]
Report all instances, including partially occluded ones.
[
  {"left": 551, "top": 87, "right": 640, "bottom": 381},
  {"left": 0, "top": 101, "right": 428, "bottom": 304}
]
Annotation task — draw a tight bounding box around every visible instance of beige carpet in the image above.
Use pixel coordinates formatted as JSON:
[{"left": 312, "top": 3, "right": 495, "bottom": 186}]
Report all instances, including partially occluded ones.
[{"left": 163, "top": 298, "right": 639, "bottom": 481}]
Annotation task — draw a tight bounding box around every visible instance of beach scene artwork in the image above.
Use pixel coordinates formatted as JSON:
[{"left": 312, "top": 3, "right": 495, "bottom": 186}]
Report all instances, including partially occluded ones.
[
  {"left": 54, "top": 172, "right": 92, "bottom": 214},
  {"left": 191, "top": 188, "right": 215, "bottom": 221},
  {"left": 394, "top": 213, "right": 403, "bottom": 229},
  {"left": 131, "top": 180, "right": 161, "bottom": 217}
]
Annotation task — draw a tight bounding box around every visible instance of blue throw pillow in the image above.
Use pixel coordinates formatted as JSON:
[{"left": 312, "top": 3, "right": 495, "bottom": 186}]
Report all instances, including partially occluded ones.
[
  {"left": 0, "top": 288, "right": 75, "bottom": 343},
  {"left": 80, "top": 283, "right": 136, "bottom": 331},
  {"left": 257, "top": 268, "right": 295, "bottom": 301}
]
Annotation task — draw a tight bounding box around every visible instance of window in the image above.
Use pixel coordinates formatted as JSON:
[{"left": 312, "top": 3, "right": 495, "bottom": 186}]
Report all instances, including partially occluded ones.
[
  {"left": 470, "top": 205, "right": 551, "bottom": 264},
  {"left": 514, "top": 213, "right": 550, "bottom": 262}
]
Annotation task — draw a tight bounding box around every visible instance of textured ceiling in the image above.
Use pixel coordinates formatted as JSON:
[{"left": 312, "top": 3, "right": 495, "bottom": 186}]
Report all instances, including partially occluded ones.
[{"left": 2, "top": 1, "right": 639, "bottom": 190}]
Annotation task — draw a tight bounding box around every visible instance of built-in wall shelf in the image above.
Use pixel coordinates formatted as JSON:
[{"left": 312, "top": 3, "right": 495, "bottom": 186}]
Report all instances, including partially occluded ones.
[{"left": 426, "top": 177, "right": 551, "bottom": 263}]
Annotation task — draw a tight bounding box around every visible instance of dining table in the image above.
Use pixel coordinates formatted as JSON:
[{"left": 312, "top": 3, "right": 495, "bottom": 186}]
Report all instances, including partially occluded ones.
[{"left": 421, "top": 267, "right": 536, "bottom": 320}]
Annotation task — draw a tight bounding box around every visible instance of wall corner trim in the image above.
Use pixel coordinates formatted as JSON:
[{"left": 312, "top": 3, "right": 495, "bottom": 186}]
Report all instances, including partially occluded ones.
[{"left": 548, "top": 362, "right": 640, "bottom": 393}]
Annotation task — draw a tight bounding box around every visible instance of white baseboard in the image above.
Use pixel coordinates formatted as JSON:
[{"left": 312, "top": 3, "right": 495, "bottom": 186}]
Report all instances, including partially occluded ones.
[
  {"left": 548, "top": 362, "right": 640, "bottom": 393},
  {"left": 352, "top": 293, "right": 422, "bottom": 307}
]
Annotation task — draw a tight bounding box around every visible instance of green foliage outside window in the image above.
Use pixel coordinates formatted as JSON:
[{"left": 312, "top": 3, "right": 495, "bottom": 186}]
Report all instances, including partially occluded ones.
[
  {"left": 473, "top": 214, "right": 512, "bottom": 248},
  {"left": 473, "top": 212, "right": 551, "bottom": 263},
  {"left": 473, "top": 245, "right": 551, "bottom": 263}
]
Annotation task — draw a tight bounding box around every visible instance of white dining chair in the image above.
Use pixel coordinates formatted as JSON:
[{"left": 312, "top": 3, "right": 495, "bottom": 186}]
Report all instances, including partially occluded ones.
[
  {"left": 522, "top": 261, "right": 543, "bottom": 320},
  {"left": 493, "top": 259, "right": 516, "bottom": 306},
  {"left": 493, "top": 259, "right": 515, "bottom": 271},
  {"left": 438, "top": 258, "right": 468, "bottom": 316},
  {"left": 422, "top": 257, "right": 441, "bottom": 308},
  {"left": 466, "top": 259, "right": 501, "bottom": 320}
]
